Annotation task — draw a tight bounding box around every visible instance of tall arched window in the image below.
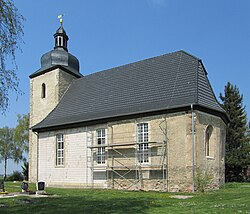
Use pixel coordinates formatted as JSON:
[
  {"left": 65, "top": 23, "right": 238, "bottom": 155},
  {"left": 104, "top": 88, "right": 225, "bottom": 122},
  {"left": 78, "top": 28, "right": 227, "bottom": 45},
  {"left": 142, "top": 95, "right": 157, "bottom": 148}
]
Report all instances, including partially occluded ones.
[
  {"left": 41, "top": 83, "right": 46, "bottom": 98},
  {"left": 205, "top": 125, "right": 213, "bottom": 157}
]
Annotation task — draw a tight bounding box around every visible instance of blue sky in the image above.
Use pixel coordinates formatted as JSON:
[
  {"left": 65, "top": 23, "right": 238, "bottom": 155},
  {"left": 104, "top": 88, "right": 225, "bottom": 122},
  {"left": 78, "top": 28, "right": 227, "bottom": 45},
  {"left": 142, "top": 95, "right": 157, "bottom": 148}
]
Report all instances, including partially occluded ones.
[{"left": 0, "top": 0, "right": 249, "bottom": 174}]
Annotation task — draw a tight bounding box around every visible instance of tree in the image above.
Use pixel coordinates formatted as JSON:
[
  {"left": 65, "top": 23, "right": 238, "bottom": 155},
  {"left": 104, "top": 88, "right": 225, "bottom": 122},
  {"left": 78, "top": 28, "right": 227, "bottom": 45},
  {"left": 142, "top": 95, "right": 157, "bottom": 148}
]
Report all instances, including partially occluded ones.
[
  {"left": 14, "top": 113, "right": 29, "bottom": 153},
  {"left": 0, "top": 127, "right": 15, "bottom": 180},
  {"left": 0, "top": 0, "right": 24, "bottom": 113},
  {"left": 219, "top": 82, "right": 250, "bottom": 182},
  {"left": 0, "top": 114, "right": 28, "bottom": 180}
]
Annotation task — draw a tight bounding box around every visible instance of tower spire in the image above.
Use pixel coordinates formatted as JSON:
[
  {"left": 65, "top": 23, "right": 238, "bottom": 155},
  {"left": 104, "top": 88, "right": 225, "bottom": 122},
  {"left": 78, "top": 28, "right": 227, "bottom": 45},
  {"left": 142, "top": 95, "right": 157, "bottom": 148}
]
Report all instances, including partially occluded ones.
[
  {"left": 58, "top": 14, "right": 64, "bottom": 26},
  {"left": 54, "top": 14, "right": 68, "bottom": 51}
]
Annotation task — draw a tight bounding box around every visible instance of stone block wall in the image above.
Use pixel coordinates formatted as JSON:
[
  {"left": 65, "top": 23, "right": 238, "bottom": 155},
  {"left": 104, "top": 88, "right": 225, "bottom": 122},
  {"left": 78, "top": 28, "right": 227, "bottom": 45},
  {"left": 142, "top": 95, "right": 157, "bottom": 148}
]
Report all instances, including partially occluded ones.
[
  {"left": 195, "top": 111, "right": 226, "bottom": 189},
  {"left": 29, "top": 68, "right": 77, "bottom": 182},
  {"left": 31, "top": 108, "right": 226, "bottom": 192}
]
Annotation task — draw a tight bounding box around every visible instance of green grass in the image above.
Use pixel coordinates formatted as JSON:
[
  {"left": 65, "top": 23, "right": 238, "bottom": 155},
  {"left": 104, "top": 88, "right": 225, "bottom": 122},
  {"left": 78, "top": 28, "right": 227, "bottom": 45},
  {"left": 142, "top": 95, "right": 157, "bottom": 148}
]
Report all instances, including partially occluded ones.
[
  {"left": 0, "top": 182, "right": 249, "bottom": 213},
  {"left": 1, "top": 181, "right": 36, "bottom": 193}
]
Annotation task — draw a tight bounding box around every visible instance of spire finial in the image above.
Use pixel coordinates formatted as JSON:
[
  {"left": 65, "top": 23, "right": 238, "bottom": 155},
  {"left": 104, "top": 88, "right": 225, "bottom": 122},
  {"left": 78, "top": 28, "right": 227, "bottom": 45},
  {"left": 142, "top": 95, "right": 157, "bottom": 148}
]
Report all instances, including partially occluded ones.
[{"left": 58, "top": 14, "right": 64, "bottom": 26}]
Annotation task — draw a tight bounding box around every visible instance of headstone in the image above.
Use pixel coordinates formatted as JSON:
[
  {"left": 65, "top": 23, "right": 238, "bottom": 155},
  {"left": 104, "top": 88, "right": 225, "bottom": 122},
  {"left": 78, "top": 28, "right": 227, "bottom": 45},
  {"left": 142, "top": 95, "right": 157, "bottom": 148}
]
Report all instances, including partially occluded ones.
[
  {"left": 37, "top": 181, "right": 45, "bottom": 191},
  {"left": 21, "top": 181, "right": 28, "bottom": 192},
  {"left": 0, "top": 180, "right": 4, "bottom": 192}
]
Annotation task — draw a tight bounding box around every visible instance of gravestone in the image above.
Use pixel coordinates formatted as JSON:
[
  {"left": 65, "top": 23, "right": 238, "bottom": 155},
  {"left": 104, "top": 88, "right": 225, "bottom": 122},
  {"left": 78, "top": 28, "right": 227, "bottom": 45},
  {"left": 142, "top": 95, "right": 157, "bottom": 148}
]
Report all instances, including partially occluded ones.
[
  {"left": 37, "top": 181, "right": 45, "bottom": 191},
  {"left": 21, "top": 181, "right": 28, "bottom": 192},
  {"left": 0, "top": 180, "right": 4, "bottom": 192},
  {"left": 36, "top": 181, "right": 46, "bottom": 195}
]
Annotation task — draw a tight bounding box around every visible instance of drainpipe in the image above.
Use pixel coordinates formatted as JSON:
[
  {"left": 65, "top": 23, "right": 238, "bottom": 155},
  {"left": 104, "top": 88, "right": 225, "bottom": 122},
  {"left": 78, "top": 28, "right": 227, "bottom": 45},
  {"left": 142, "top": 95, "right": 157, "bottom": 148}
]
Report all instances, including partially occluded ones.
[
  {"left": 165, "top": 118, "right": 168, "bottom": 192},
  {"left": 191, "top": 104, "right": 195, "bottom": 192}
]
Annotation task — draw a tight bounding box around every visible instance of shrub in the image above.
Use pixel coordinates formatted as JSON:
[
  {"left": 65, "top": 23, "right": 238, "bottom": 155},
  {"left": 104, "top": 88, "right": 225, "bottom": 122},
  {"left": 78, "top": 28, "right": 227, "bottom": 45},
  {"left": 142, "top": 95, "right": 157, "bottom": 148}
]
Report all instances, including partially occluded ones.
[
  {"left": 195, "top": 170, "right": 213, "bottom": 192},
  {"left": 22, "top": 161, "right": 29, "bottom": 180},
  {"left": 6, "top": 171, "right": 23, "bottom": 181}
]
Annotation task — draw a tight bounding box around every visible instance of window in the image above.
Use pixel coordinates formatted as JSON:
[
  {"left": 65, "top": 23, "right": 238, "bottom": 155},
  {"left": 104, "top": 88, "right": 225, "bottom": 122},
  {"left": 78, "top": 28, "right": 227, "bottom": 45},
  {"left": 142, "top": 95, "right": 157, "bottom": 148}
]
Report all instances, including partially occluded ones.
[
  {"left": 205, "top": 125, "right": 213, "bottom": 157},
  {"left": 137, "top": 123, "right": 149, "bottom": 163},
  {"left": 57, "top": 36, "right": 64, "bottom": 46},
  {"left": 41, "top": 83, "right": 46, "bottom": 98},
  {"left": 56, "top": 134, "right": 64, "bottom": 166},
  {"left": 97, "top": 129, "right": 105, "bottom": 164}
]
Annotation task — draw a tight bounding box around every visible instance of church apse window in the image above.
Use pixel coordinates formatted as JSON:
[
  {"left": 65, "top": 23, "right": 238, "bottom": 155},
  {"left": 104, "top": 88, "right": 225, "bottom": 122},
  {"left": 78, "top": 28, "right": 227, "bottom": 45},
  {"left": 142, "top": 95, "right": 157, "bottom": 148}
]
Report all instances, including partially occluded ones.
[
  {"left": 41, "top": 83, "right": 46, "bottom": 98},
  {"left": 205, "top": 125, "right": 213, "bottom": 158},
  {"left": 97, "top": 129, "right": 106, "bottom": 164},
  {"left": 56, "top": 134, "right": 64, "bottom": 166}
]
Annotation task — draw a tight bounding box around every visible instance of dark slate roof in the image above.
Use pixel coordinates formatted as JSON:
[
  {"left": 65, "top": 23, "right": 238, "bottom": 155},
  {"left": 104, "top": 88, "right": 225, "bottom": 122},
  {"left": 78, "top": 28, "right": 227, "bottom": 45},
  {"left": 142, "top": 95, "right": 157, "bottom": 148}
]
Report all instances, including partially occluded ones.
[
  {"left": 29, "top": 25, "right": 81, "bottom": 79},
  {"left": 32, "top": 50, "right": 227, "bottom": 131},
  {"left": 29, "top": 49, "right": 82, "bottom": 78}
]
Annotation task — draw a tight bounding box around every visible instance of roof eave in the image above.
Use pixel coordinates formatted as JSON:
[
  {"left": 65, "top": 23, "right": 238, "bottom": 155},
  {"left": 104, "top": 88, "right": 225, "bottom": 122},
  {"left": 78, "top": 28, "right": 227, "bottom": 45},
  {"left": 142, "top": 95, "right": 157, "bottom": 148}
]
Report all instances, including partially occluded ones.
[
  {"left": 29, "top": 65, "right": 83, "bottom": 79},
  {"left": 31, "top": 104, "right": 229, "bottom": 133}
]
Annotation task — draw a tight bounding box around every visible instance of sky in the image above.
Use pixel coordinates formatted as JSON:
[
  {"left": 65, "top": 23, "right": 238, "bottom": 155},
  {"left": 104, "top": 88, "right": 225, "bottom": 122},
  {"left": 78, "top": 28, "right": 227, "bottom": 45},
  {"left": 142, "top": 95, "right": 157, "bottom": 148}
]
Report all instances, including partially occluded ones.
[{"left": 0, "top": 0, "right": 249, "bottom": 174}]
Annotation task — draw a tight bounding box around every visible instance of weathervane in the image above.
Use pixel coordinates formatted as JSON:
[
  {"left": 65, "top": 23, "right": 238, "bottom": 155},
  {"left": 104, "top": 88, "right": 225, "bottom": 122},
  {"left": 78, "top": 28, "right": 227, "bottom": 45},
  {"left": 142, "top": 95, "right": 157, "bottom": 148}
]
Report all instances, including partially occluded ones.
[{"left": 58, "top": 14, "right": 64, "bottom": 26}]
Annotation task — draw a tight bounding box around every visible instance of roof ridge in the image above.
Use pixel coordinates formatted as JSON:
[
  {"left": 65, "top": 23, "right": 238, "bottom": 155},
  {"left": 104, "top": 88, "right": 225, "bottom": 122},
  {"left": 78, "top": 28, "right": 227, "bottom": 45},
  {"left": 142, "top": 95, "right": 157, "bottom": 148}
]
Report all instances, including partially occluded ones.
[
  {"left": 78, "top": 50, "right": 199, "bottom": 81},
  {"left": 178, "top": 50, "right": 200, "bottom": 61},
  {"left": 194, "top": 56, "right": 200, "bottom": 105},
  {"left": 196, "top": 61, "right": 226, "bottom": 114}
]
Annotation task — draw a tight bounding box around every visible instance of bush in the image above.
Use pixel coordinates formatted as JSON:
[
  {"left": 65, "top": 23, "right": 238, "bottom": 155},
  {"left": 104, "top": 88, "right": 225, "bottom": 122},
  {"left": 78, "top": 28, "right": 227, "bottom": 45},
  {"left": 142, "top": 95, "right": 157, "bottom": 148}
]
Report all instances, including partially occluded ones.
[
  {"left": 195, "top": 170, "right": 213, "bottom": 192},
  {"left": 6, "top": 171, "right": 23, "bottom": 181}
]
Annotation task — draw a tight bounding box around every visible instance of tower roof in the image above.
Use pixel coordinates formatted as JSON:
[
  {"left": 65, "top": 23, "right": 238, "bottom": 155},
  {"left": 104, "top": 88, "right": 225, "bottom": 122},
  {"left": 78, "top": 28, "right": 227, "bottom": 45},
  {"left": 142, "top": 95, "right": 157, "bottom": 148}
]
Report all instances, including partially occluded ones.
[
  {"left": 29, "top": 24, "right": 82, "bottom": 79},
  {"left": 53, "top": 25, "right": 69, "bottom": 51},
  {"left": 55, "top": 25, "right": 67, "bottom": 35}
]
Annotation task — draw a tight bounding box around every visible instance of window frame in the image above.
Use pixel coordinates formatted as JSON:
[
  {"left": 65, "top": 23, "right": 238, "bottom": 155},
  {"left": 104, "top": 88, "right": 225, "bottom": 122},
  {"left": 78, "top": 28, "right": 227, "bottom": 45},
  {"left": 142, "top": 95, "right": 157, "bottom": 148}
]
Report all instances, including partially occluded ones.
[
  {"left": 96, "top": 129, "right": 106, "bottom": 164},
  {"left": 137, "top": 123, "right": 149, "bottom": 164},
  {"left": 205, "top": 125, "right": 213, "bottom": 158},
  {"left": 41, "top": 83, "right": 46, "bottom": 99},
  {"left": 57, "top": 36, "right": 63, "bottom": 46},
  {"left": 56, "top": 133, "right": 64, "bottom": 166}
]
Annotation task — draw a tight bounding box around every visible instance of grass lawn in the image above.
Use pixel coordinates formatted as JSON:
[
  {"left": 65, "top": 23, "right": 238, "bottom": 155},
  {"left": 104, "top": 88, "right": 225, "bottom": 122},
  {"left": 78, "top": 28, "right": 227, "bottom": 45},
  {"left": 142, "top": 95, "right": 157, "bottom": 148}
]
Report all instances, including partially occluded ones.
[{"left": 0, "top": 182, "right": 249, "bottom": 213}]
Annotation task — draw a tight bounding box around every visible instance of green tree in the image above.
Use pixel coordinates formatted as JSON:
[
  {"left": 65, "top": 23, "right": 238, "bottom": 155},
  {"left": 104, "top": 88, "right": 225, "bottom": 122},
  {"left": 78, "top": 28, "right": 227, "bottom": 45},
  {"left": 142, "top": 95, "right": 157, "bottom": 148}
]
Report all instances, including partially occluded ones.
[
  {"left": 0, "top": 127, "right": 15, "bottom": 180},
  {"left": 0, "top": 0, "right": 24, "bottom": 113},
  {"left": 0, "top": 114, "right": 28, "bottom": 180},
  {"left": 14, "top": 113, "right": 29, "bottom": 153},
  {"left": 219, "top": 82, "right": 250, "bottom": 182}
]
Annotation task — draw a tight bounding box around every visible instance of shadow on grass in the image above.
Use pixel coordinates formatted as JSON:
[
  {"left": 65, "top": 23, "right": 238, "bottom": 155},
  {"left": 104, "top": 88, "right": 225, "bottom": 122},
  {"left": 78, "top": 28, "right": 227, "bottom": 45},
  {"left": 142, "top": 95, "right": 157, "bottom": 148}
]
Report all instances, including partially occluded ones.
[{"left": 0, "top": 194, "right": 157, "bottom": 214}]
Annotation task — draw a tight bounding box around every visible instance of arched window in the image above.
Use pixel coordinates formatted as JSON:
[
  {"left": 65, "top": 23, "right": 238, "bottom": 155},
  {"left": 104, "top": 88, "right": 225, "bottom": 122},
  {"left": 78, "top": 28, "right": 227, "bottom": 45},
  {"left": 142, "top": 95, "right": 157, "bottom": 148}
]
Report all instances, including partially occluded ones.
[
  {"left": 41, "top": 83, "right": 46, "bottom": 98},
  {"left": 57, "top": 36, "right": 63, "bottom": 46},
  {"left": 205, "top": 125, "right": 213, "bottom": 157}
]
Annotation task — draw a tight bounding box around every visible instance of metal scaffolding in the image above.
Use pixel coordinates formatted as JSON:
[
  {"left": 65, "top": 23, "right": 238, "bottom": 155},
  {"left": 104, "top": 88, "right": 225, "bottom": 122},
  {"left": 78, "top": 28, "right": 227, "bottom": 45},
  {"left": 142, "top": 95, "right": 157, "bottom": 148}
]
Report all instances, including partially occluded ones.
[{"left": 87, "top": 120, "right": 168, "bottom": 191}]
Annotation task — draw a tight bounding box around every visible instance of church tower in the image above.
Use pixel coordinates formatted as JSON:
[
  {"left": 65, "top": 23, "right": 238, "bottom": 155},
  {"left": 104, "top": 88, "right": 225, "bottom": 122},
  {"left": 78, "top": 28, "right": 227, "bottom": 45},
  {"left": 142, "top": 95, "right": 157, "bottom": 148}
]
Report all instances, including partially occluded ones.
[{"left": 29, "top": 19, "right": 82, "bottom": 182}]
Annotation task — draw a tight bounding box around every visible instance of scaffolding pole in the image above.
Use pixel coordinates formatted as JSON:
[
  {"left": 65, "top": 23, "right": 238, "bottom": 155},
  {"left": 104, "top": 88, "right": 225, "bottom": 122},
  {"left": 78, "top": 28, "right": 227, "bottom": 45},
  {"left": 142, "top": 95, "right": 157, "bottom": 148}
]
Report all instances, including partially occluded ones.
[
  {"left": 159, "top": 118, "right": 168, "bottom": 192},
  {"left": 87, "top": 123, "right": 169, "bottom": 191}
]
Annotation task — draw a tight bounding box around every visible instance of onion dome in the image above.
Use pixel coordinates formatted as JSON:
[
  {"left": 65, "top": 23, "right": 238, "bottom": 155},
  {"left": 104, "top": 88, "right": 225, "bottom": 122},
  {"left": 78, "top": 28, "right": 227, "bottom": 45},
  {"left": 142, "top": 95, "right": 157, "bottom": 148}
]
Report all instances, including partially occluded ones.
[{"left": 30, "top": 22, "right": 81, "bottom": 78}]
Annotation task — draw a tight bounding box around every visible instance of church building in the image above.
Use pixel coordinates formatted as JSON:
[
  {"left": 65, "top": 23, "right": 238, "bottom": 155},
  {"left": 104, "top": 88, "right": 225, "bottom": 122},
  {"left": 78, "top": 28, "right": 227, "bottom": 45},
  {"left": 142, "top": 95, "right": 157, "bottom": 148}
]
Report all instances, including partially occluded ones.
[{"left": 29, "top": 22, "right": 228, "bottom": 192}]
